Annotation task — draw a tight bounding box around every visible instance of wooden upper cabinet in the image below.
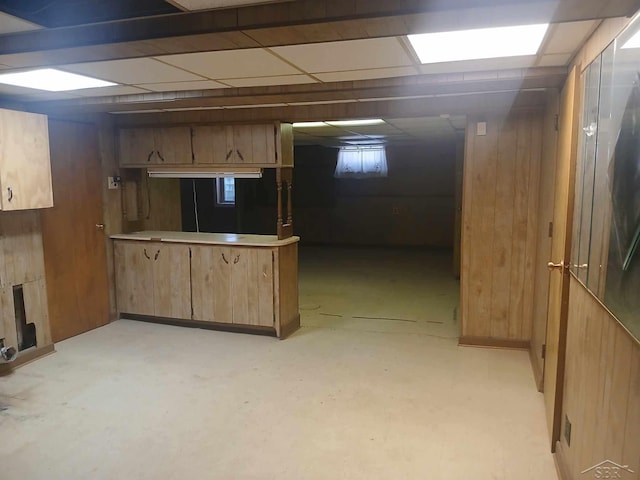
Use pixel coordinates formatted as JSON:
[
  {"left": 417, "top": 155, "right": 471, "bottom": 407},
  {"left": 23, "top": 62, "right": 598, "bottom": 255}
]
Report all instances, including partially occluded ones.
[
  {"left": 120, "top": 122, "right": 292, "bottom": 168},
  {"left": 191, "top": 125, "right": 231, "bottom": 165},
  {"left": 0, "top": 108, "right": 53, "bottom": 210},
  {"left": 119, "top": 127, "right": 192, "bottom": 167},
  {"left": 192, "top": 122, "right": 292, "bottom": 167}
]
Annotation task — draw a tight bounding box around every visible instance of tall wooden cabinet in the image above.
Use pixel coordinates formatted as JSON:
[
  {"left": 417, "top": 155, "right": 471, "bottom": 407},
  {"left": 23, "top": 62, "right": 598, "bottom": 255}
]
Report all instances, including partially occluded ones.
[{"left": 0, "top": 108, "right": 53, "bottom": 210}]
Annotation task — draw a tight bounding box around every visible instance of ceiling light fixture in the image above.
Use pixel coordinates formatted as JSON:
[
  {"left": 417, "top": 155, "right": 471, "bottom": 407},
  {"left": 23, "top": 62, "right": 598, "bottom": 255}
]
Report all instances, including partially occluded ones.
[
  {"left": 0, "top": 68, "right": 117, "bottom": 91},
  {"left": 621, "top": 29, "right": 640, "bottom": 49},
  {"left": 407, "top": 24, "right": 549, "bottom": 64},
  {"left": 147, "top": 167, "right": 262, "bottom": 179},
  {"left": 292, "top": 122, "right": 327, "bottom": 128},
  {"left": 327, "top": 119, "right": 385, "bottom": 127}
]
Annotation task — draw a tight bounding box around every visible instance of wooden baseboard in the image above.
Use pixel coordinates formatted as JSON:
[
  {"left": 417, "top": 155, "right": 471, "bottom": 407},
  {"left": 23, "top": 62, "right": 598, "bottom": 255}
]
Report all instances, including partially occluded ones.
[
  {"left": 529, "top": 346, "right": 544, "bottom": 392},
  {"left": 458, "top": 336, "right": 530, "bottom": 350},
  {"left": 279, "top": 314, "right": 300, "bottom": 340},
  {"left": 120, "top": 313, "right": 278, "bottom": 338},
  {"left": 0, "top": 343, "right": 55, "bottom": 376}
]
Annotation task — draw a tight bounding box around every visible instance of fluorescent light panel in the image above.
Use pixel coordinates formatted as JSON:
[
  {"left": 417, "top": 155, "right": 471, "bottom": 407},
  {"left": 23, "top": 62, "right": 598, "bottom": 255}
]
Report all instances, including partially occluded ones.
[
  {"left": 622, "top": 29, "right": 640, "bottom": 49},
  {"left": 0, "top": 68, "right": 117, "bottom": 91},
  {"left": 147, "top": 167, "right": 262, "bottom": 179},
  {"left": 293, "top": 119, "right": 385, "bottom": 128},
  {"left": 408, "top": 24, "right": 549, "bottom": 64}
]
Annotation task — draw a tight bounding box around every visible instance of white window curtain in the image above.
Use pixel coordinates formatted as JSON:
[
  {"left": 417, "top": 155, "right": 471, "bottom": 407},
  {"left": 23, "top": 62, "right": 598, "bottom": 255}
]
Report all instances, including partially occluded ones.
[{"left": 334, "top": 146, "right": 388, "bottom": 179}]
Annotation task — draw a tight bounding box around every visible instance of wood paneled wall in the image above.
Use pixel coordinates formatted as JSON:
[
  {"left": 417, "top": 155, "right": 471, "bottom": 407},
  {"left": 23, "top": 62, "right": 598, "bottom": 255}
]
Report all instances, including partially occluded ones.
[
  {"left": 292, "top": 143, "right": 457, "bottom": 247},
  {"left": 0, "top": 210, "right": 52, "bottom": 359},
  {"left": 557, "top": 276, "right": 640, "bottom": 480},
  {"left": 460, "top": 110, "right": 544, "bottom": 344}
]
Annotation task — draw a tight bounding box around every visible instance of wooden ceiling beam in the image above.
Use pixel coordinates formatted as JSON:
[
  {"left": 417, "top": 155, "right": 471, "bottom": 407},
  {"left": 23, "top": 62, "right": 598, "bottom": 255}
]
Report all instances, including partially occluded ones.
[
  {"left": 24, "top": 67, "right": 566, "bottom": 117},
  {"left": 108, "top": 90, "right": 549, "bottom": 127}
]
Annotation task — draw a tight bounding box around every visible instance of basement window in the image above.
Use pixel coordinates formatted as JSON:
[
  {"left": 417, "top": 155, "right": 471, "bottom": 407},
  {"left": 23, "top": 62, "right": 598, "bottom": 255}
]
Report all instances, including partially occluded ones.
[
  {"left": 215, "top": 177, "right": 235, "bottom": 206},
  {"left": 334, "top": 145, "right": 388, "bottom": 179}
]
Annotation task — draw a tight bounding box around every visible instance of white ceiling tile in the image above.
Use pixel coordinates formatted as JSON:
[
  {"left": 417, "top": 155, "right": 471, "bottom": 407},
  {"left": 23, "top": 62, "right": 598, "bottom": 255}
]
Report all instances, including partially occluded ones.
[
  {"left": 61, "top": 58, "right": 206, "bottom": 84},
  {"left": 314, "top": 66, "right": 418, "bottom": 83},
  {"left": 0, "top": 12, "right": 41, "bottom": 34},
  {"left": 272, "top": 37, "right": 413, "bottom": 73},
  {"left": 139, "top": 80, "right": 228, "bottom": 92},
  {"left": 420, "top": 56, "right": 536, "bottom": 75},
  {"left": 157, "top": 49, "right": 301, "bottom": 79},
  {"left": 536, "top": 53, "right": 573, "bottom": 67},
  {"left": 543, "top": 21, "right": 598, "bottom": 55},
  {"left": 222, "top": 74, "right": 317, "bottom": 87},
  {"left": 72, "top": 86, "right": 149, "bottom": 97}
]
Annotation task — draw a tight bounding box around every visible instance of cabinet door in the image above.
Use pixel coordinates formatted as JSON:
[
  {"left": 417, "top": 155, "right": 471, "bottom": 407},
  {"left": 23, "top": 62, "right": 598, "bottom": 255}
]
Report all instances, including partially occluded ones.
[
  {"left": 231, "top": 124, "right": 277, "bottom": 165},
  {"left": 0, "top": 109, "right": 53, "bottom": 210},
  {"left": 231, "top": 247, "right": 274, "bottom": 326},
  {"left": 190, "top": 245, "right": 232, "bottom": 323},
  {"left": 118, "top": 128, "right": 157, "bottom": 167},
  {"left": 153, "top": 127, "right": 193, "bottom": 165},
  {"left": 114, "top": 241, "right": 154, "bottom": 315},
  {"left": 191, "top": 125, "right": 232, "bottom": 164},
  {"left": 152, "top": 243, "right": 191, "bottom": 319}
]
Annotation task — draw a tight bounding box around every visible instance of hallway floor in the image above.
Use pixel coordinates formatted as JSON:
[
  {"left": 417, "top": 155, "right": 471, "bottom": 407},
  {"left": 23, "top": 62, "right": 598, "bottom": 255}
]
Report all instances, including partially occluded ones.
[{"left": 0, "top": 247, "right": 557, "bottom": 480}]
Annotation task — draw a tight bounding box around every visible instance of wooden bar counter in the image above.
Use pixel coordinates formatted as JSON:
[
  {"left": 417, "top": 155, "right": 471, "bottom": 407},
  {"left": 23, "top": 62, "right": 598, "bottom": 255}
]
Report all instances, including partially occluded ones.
[{"left": 111, "top": 231, "right": 300, "bottom": 338}]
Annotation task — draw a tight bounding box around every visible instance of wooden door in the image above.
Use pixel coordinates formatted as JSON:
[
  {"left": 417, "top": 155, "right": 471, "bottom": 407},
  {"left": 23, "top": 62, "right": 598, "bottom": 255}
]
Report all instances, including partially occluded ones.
[
  {"left": 41, "top": 120, "right": 110, "bottom": 342},
  {"left": 152, "top": 243, "right": 191, "bottom": 319},
  {"left": 231, "top": 247, "right": 274, "bottom": 326},
  {"left": 191, "top": 125, "right": 229, "bottom": 164},
  {"left": 543, "top": 66, "right": 581, "bottom": 450},
  {"left": 153, "top": 127, "right": 193, "bottom": 165},
  {"left": 114, "top": 240, "right": 154, "bottom": 316},
  {"left": 0, "top": 109, "right": 53, "bottom": 210},
  {"left": 118, "top": 128, "right": 157, "bottom": 166}
]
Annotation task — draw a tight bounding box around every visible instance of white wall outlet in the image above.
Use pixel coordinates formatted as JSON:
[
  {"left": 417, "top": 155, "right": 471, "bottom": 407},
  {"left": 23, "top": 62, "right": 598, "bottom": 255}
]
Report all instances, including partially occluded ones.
[
  {"left": 476, "top": 121, "right": 487, "bottom": 136},
  {"left": 107, "top": 176, "right": 120, "bottom": 190}
]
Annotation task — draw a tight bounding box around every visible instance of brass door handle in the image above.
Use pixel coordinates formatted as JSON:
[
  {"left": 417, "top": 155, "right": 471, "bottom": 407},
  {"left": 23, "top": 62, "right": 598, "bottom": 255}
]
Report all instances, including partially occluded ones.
[
  {"left": 547, "top": 260, "right": 564, "bottom": 271},
  {"left": 96, "top": 224, "right": 105, "bottom": 230}
]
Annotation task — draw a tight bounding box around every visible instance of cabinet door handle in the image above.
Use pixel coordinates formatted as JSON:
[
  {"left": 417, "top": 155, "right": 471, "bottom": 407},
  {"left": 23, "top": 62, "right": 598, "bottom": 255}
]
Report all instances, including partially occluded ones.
[
  {"left": 154, "top": 250, "right": 160, "bottom": 260},
  {"left": 7, "top": 187, "right": 12, "bottom": 202},
  {"left": 157, "top": 151, "right": 165, "bottom": 162},
  {"left": 147, "top": 151, "right": 154, "bottom": 162},
  {"left": 143, "top": 248, "right": 150, "bottom": 260},
  {"left": 221, "top": 253, "right": 229, "bottom": 264},
  {"left": 233, "top": 254, "right": 240, "bottom": 264},
  {"left": 236, "top": 149, "right": 244, "bottom": 161},
  {"left": 225, "top": 150, "right": 233, "bottom": 161}
]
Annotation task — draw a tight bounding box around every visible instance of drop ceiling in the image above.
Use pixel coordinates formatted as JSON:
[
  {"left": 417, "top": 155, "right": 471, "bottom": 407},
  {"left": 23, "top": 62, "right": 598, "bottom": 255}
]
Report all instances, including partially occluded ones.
[
  {"left": 293, "top": 116, "right": 467, "bottom": 147},
  {"left": 0, "top": 0, "right": 636, "bottom": 114}
]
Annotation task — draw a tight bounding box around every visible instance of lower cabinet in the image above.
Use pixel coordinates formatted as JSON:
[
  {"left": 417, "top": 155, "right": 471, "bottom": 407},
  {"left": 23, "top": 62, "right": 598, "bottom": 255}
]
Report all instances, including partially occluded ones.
[
  {"left": 190, "top": 245, "right": 274, "bottom": 326},
  {"left": 113, "top": 238, "right": 298, "bottom": 337},
  {"left": 114, "top": 241, "right": 191, "bottom": 319}
]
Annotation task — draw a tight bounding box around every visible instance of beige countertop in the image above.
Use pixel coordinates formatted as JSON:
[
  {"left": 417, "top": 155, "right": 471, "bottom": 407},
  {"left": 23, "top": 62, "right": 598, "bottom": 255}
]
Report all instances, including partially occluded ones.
[{"left": 111, "top": 231, "right": 299, "bottom": 247}]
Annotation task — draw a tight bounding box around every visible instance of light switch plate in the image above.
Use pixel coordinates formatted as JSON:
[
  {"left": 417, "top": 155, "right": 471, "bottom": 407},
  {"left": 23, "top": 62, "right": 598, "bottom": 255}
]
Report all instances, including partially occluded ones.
[
  {"left": 476, "top": 122, "right": 487, "bottom": 136},
  {"left": 107, "top": 176, "right": 120, "bottom": 190}
]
